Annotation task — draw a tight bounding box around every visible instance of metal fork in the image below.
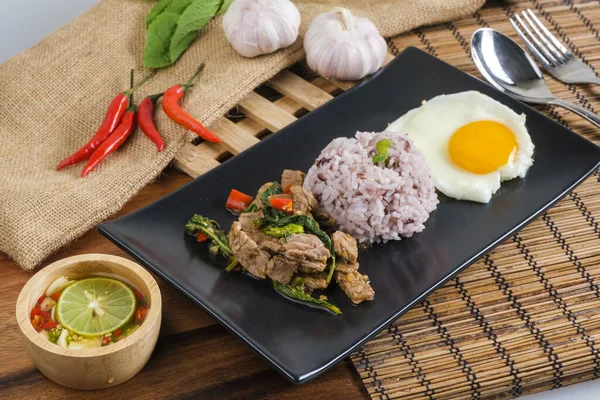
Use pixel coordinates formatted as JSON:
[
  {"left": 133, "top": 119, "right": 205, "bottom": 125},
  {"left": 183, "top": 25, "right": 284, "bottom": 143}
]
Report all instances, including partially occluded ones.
[{"left": 509, "top": 9, "right": 600, "bottom": 85}]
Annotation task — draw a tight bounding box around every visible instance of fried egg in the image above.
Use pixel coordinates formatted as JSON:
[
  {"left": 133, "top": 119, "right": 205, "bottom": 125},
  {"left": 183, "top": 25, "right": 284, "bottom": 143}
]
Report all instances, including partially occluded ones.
[{"left": 388, "top": 91, "right": 534, "bottom": 203}]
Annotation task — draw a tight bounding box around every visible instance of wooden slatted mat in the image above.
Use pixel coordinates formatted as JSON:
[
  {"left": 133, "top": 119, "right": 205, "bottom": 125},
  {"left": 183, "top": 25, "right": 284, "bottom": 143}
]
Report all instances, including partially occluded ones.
[{"left": 172, "top": 0, "right": 600, "bottom": 398}]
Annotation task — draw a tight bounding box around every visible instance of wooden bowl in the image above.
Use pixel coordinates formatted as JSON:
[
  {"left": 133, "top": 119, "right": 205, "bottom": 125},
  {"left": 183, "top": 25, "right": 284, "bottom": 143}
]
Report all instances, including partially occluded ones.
[{"left": 16, "top": 254, "right": 162, "bottom": 390}]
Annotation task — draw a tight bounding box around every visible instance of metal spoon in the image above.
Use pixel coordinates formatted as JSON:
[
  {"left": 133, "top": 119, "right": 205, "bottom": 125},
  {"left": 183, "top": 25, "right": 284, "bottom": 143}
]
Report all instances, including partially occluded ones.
[{"left": 471, "top": 28, "right": 600, "bottom": 129}]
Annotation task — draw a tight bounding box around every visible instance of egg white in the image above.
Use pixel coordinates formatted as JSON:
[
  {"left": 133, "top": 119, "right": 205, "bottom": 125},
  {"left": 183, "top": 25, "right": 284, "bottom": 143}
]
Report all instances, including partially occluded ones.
[{"left": 388, "top": 91, "right": 534, "bottom": 203}]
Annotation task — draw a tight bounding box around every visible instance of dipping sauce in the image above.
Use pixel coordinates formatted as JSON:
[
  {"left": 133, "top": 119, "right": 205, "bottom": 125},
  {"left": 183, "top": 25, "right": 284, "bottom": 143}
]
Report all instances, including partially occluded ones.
[{"left": 30, "top": 275, "right": 148, "bottom": 348}]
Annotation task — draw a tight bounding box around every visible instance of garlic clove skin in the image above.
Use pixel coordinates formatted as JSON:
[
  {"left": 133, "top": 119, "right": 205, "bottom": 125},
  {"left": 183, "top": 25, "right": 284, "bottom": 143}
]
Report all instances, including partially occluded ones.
[
  {"left": 304, "top": 8, "right": 387, "bottom": 81},
  {"left": 223, "top": 0, "right": 301, "bottom": 58}
]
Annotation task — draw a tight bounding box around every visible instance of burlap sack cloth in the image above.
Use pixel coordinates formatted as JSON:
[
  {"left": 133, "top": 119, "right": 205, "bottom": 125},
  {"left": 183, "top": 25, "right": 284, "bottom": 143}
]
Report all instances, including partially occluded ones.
[{"left": 0, "top": 0, "right": 484, "bottom": 270}]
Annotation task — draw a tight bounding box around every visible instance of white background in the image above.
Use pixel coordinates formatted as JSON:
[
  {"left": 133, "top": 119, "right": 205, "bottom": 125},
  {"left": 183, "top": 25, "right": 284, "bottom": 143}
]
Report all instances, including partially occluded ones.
[{"left": 1, "top": 1, "right": 599, "bottom": 398}]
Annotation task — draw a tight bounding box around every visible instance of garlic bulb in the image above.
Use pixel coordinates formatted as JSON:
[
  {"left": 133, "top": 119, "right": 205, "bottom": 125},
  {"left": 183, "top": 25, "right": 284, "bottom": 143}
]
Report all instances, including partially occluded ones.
[
  {"left": 304, "top": 8, "right": 387, "bottom": 81},
  {"left": 223, "top": 0, "right": 301, "bottom": 58}
]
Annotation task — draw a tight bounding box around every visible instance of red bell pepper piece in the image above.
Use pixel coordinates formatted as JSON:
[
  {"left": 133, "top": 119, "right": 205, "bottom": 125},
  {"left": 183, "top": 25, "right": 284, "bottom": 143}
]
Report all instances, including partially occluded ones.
[
  {"left": 225, "top": 189, "right": 253, "bottom": 213},
  {"left": 196, "top": 232, "right": 208, "bottom": 242},
  {"left": 269, "top": 197, "right": 293, "bottom": 213}
]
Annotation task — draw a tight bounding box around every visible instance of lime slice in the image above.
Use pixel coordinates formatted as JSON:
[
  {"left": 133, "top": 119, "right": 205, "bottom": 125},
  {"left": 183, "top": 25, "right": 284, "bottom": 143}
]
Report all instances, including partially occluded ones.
[{"left": 56, "top": 277, "right": 136, "bottom": 337}]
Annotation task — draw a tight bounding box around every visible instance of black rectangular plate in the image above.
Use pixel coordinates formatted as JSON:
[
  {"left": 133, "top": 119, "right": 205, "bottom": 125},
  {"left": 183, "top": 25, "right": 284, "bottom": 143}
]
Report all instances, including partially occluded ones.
[{"left": 99, "top": 47, "right": 600, "bottom": 384}]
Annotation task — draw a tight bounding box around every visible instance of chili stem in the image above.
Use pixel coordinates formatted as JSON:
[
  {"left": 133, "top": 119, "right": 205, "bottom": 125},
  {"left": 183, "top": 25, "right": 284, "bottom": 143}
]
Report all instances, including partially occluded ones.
[
  {"left": 124, "top": 69, "right": 159, "bottom": 97},
  {"left": 127, "top": 70, "right": 138, "bottom": 112},
  {"left": 182, "top": 63, "right": 205, "bottom": 92},
  {"left": 127, "top": 69, "right": 134, "bottom": 104},
  {"left": 148, "top": 92, "right": 164, "bottom": 103}
]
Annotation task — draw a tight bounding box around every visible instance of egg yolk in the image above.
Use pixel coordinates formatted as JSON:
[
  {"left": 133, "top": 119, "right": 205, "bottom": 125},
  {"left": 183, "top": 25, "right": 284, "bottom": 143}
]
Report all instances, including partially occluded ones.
[{"left": 449, "top": 120, "right": 518, "bottom": 175}]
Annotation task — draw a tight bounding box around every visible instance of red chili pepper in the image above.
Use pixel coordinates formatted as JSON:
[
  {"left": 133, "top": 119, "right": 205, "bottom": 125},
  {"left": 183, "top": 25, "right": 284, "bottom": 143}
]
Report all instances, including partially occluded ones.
[
  {"left": 114, "top": 329, "right": 124, "bottom": 338},
  {"left": 81, "top": 109, "right": 137, "bottom": 177},
  {"left": 196, "top": 232, "right": 208, "bottom": 242},
  {"left": 269, "top": 197, "right": 293, "bottom": 213},
  {"left": 51, "top": 292, "right": 61, "bottom": 301},
  {"left": 31, "top": 315, "right": 45, "bottom": 331},
  {"left": 43, "top": 320, "right": 58, "bottom": 330},
  {"left": 135, "top": 306, "right": 147, "bottom": 323},
  {"left": 226, "top": 189, "right": 253, "bottom": 213},
  {"left": 133, "top": 289, "right": 145, "bottom": 302},
  {"left": 31, "top": 307, "right": 51, "bottom": 320},
  {"left": 138, "top": 93, "right": 165, "bottom": 152},
  {"left": 162, "top": 64, "right": 221, "bottom": 143},
  {"left": 56, "top": 93, "right": 129, "bottom": 170},
  {"left": 57, "top": 69, "right": 156, "bottom": 170},
  {"left": 134, "top": 289, "right": 148, "bottom": 307},
  {"left": 37, "top": 295, "right": 45, "bottom": 305}
]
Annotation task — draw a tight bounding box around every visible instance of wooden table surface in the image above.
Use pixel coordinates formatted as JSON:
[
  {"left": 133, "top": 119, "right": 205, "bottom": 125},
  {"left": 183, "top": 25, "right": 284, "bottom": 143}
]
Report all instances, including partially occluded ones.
[{"left": 0, "top": 168, "right": 369, "bottom": 399}]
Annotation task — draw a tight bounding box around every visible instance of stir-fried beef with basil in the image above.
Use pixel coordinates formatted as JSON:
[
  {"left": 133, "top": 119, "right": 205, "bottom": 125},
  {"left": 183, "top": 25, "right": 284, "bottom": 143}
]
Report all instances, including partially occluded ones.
[{"left": 185, "top": 169, "right": 375, "bottom": 314}]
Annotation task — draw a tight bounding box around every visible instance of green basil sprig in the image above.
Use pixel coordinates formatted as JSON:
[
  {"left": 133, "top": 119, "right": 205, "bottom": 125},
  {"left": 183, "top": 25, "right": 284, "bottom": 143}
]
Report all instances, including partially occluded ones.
[
  {"left": 144, "top": 0, "right": 234, "bottom": 68},
  {"left": 273, "top": 281, "right": 342, "bottom": 315}
]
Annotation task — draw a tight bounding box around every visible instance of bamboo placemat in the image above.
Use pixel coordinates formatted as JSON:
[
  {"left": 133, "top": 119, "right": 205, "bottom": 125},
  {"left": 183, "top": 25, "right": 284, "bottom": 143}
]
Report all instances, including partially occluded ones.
[
  {"left": 352, "top": 1, "right": 600, "bottom": 399},
  {"left": 171, "top": 0, "right": 600, "bottom": 398}
]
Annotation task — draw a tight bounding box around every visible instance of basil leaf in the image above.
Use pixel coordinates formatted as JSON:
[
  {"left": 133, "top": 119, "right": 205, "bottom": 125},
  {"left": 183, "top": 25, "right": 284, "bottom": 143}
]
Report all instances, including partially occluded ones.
[
  {"left": 376, "top": 138, "right": 392, "bottom": 154},
  {"left": 144, "top": 0, "right": 193, "bottom": 68},
  {"left": 372, "top": 153, "right": 387, "bottom": 163},
  {"left": 170, "top": 0, "right": 221, "bottom": 62},
  {"left": 146, "top": 0, "right": 175, "bottom": 28},
  {"left": 143, "top": 0, "right": 221, "bottom": 68},
  {"left": 372, "top": 138, "right": 393, "bottom": 164},
  {"left": 259, "top": 181, "right": 282, "bottom": 206},
  {"left": 243, "top": 203, "right": 259, "bottom": 213},
  {"left": 216, "top": 0, "right": 234, "bottom": 15},
  {"left": 273, "top": 280, "right": 342, "bottom": 315},
  {"left": 256, "top": 211, "right": 336, "bottom": 285},
  {"left": 185, "top": 214, "right": 232, "bottom": 257}
]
